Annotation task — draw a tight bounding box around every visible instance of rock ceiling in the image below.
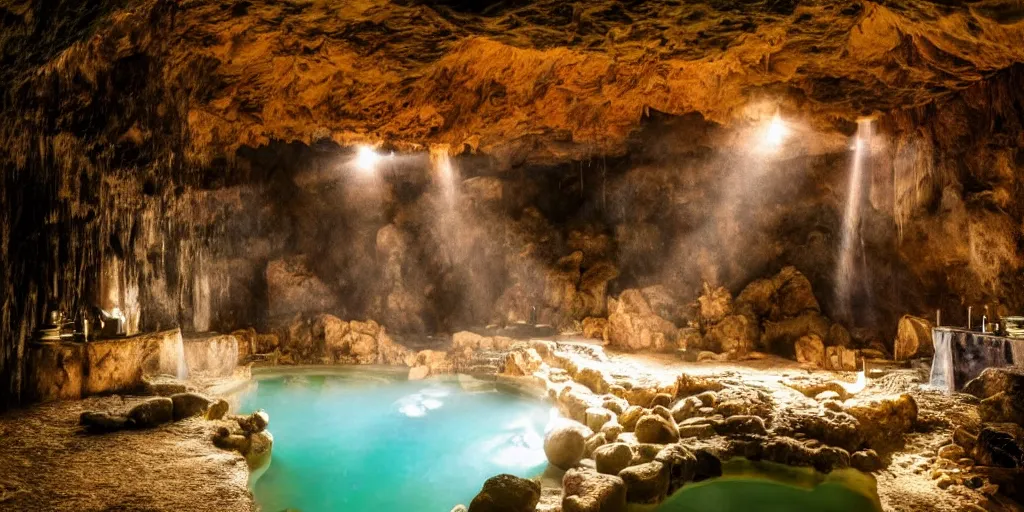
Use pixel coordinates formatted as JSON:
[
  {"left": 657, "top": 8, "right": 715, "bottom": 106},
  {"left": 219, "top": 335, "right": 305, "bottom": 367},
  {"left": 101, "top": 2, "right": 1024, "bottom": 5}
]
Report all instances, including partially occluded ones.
[{"left": 4, "top": 0, "right": 1024, "bottom": 162}]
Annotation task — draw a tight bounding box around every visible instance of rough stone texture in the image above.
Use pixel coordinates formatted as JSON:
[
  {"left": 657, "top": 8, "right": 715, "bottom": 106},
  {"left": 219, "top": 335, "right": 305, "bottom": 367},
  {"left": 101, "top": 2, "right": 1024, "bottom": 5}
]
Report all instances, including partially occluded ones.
[
  {"left": 619, "top": 461, "right": 670, "bottom": 504},
  {"left": 182, "top": 333, "right": 240, "bottom": 378},
  {"left": 266, "top": 256, "right": 339, "bottom": 318},
  {"left": 84, "top": 330, "right": 187, "bottom": 396},
  {"left": 562, "top": 469, "right": 627, "bottom": 512},
  {"left": 594, "top": 443, "right": 633, "bottom": 476},
  {"left": 468, "top": 474, "right": 541, "bottom": 512},
  {"left": 544, "top": 421, "right": 590, "bottom": 470},
  {"left": 704, "top": 314, "right": 759, "bottom": 357},
  {"left": 170, "top": 392, "right": 213, "bottom": 421},
  {"left": 794, "top": 334, "right": 825, "bottom": 366},
  {"left": 127, "top": 397, "right": 175, "bottom": 429},
  {"left": 25, "top": 342, "right": 85, "bottom": 402},
  {"left": 893, "top": 315, "right": 934, "bottom": 361},
  {"left": 605, "top": 290, "right": 677, "bottom": 352},
  {"left": 634, "top": 414, "right": 679, "bottom": 444},
  {"left": 0, "top": 395, "right": 254, "bottom": 511}
]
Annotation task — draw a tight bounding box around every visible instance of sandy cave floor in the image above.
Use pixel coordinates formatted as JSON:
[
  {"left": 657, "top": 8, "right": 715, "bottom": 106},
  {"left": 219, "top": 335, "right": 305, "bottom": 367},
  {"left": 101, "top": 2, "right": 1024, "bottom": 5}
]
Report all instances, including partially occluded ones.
[
  {"left": 0, "top": 394, "right": 255, "bottom": 512},
  {"left": 0, "top": 346, "right": 1020, "bottom": 512}
]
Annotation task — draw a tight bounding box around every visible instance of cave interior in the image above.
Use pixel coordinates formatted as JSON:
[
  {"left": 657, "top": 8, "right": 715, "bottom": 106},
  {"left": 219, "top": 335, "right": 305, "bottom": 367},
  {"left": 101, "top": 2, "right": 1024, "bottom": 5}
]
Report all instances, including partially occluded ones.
[{"left": 2, "top": 1, "right": 1024, "bottom": 511}]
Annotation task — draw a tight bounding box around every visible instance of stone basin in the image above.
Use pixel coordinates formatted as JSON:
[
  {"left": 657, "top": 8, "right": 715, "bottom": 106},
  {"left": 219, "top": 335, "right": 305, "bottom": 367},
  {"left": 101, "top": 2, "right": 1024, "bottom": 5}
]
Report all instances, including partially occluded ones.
[
  {"left": 25, "top": 329, "right": 241, "bottom": 402},
  {"left": 930, "top": 326, "right": 1024, "bottom": 391}
]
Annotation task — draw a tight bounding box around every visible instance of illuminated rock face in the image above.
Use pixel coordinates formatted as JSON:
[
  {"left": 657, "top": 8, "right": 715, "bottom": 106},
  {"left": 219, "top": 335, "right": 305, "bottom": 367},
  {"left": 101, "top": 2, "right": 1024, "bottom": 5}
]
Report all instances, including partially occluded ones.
[{"left": 4, "top": 1, "right": 1024, "bottom": 408}]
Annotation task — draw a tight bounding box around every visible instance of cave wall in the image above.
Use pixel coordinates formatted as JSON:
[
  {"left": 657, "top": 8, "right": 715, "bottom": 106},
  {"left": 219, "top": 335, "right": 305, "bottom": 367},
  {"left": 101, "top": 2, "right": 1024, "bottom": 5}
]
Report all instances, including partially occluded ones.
[{"left": 4, "top": 1, "right": 1024, "bottom": 410}]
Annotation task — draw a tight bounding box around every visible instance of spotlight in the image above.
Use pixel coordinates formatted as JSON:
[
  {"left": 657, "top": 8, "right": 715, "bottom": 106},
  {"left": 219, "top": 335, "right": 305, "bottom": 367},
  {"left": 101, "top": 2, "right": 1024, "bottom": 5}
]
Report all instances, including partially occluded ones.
[
  {"left": 355, "top": 145, "right": 381, "bottom": 173},
  {"left": 764, "top": 114, "right": 788, "bottom": 148}
]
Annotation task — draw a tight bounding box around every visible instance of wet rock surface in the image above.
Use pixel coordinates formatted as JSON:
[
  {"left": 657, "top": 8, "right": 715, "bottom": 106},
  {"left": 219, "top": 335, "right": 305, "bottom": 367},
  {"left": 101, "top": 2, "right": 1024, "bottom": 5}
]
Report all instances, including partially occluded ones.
[{"left": 468, "top": 474, "right": 541, "bottom": 512}]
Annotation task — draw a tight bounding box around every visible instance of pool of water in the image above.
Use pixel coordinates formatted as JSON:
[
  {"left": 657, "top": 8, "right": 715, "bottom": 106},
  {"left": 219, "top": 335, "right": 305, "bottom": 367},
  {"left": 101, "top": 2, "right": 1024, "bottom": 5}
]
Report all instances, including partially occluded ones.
[{"left": 239, "top": 369, "right": 551, "bottom": 512}]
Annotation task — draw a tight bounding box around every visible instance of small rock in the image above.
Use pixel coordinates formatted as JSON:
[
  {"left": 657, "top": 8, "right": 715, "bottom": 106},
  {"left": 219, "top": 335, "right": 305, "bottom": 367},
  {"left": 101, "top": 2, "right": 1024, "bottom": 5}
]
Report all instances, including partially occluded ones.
[
  {"left": 631, "top": 444, "right": 665, "bottom": 465},
  {"left": 851, "top": 449, "right": 883, "bottom": 472},
  {"left": 937, "top": 444, "right": 965, "bottom": 461},
  {"left": 619, "top": 461, "right": 670, "bottom": 504},
  {"left": 594, "top": 443, "right": 633, "bottom": 476},
  {"left": 206, "top": 399, "right": 229, "bottom": 420},
  {"left": 468, "top": 474, "right": 541, "bottom": 512},
  {"left": 670, "top": 396, "right": 702, "bottom": 423},
  {"left": 650, "top": 393, "right": 672, "bottom": 408},
  {"left": 80, "top": 411, "right": 129, "bottom": 433},
  {"left": 635, "top": 414, "right": 679, "bottom": 444},
  {"left": 650, "top": 405, "right": 673, "bottom": 422},
  {"left": 545, "top": 421, "right": 590, "bottom": 470},
  {"left": 586, "top": 407, "right": 615, "bottom": 432},
  {"left": 695, "top": 391, "right": 718, "bottom": 408},
  {"left": 601, "top": 422, "right": 623, "bottom": 443},
  {"left": 170, "top": 392, "right": 213, "bottom": 421},
  {"left": 584, "top": 432, "right": 608, "bottom": 458},
  {"left": 237, "top": 410, "right": 270, "bottom": 434},
  {"left": 562, "top": 468, "right": 627, "bottom": 512},
  {"left": 715, "top": 415, "right": 767, "bottom": 436},
  {"left": 127, "top": 397, "right": 174, "bottom": 428},
  {"left": 936, "top": 474, "right": 954, "bottom": 489},
  {"left": 619, "top": 406, "right": 644, "bottom": 431},
  {"left": 678, "top": 424, "right": 716, "bottom": 439},
  {"left": 601, "top": 397, "right": 627, "bottom": 415}
]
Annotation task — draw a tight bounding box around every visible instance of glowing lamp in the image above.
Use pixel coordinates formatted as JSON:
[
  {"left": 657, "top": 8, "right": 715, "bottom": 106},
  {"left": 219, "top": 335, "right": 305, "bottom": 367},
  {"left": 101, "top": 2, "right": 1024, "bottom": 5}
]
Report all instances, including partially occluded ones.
[{"left": 355, "top": 145, "right": 381, "bottom": 173}]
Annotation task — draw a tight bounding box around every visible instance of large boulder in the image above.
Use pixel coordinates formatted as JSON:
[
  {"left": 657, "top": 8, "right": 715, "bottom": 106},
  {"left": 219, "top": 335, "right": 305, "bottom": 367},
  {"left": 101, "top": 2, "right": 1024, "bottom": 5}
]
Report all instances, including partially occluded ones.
[
  {"left": 962, "top": 368, "right": 1019, "bottom": 423},
  {"left": 736, "top": 266, "right": 819, "bottom": 321},
  {"left": 772, "top": 267, "right": 820, "bottom": 319},
  {"left": 606, "top": 290, "right": 678, "bottom": 352},
  {"left": 468, "top": 474, "right": 541, "bottom": 512},
  {"left": 562, "top": 469, "right": 627, "bottom": 512},
  {"left": 544, "top": 421, "right": 591, "bottom": 470},
  {"left": 794, "top": 334, "right": 825, "bottom": 366},
  {"left": 893, "top": 315, "right": 934, "bottom": 361},
  {"left": 972, "top": 424, "right": 1024, "bottom": 468},
  {"left": 963, "top": 367, "right": 1024, "bottom": 401},
  {"left": 704, "top": 314, "right": 759, "bottom": 357},
  {"left": 127, "top": 397, "right": 174, "bottom": 428},
  {"left": 760, "top": 312, "right": 830, "bottom": 356}
]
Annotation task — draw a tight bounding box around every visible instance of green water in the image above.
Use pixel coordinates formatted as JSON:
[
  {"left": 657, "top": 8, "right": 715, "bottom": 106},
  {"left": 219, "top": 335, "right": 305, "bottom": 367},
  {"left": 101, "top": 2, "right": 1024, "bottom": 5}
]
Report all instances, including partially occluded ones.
[
  {"left": 239, "top": 371, "right": 551, "bottom": 512},
  {"left": 655, "top": 459, "right": 883, "bottom": 512}
]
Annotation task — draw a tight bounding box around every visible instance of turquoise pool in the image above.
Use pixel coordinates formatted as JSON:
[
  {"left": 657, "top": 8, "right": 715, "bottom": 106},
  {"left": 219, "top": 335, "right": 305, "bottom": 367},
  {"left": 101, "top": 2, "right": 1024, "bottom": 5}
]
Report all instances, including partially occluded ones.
[{"left": 239, "top": 369, "right": 551, "bottom": 512}]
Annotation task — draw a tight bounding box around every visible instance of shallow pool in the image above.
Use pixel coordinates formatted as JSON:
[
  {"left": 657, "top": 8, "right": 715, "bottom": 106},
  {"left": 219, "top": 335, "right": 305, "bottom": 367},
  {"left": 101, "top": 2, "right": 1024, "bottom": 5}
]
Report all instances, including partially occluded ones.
[{"left": 239, "top": 369, "right": 551, "bottom": 512}]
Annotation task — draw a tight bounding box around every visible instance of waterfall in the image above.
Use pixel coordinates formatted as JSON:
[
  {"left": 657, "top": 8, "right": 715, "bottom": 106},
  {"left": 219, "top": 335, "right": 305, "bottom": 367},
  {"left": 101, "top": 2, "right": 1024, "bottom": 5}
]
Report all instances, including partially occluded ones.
[{"left": 835, "top": 119, "right": 872, "bottom": 323}]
